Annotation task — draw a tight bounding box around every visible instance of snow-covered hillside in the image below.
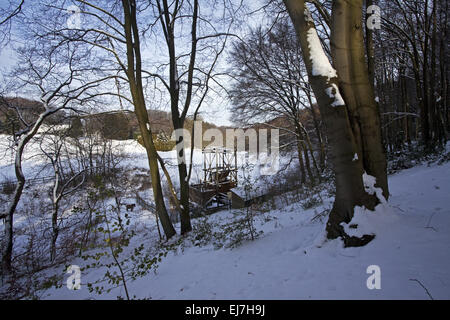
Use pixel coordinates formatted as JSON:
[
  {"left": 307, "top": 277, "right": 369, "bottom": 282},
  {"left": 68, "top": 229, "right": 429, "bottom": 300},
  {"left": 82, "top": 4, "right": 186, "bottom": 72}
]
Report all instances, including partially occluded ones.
[
  {"left": 34, "top": 155, "right": 450, "bottom": 300},
  {"left": 1, "top": 134, "right": 449, "bottom": 300}
]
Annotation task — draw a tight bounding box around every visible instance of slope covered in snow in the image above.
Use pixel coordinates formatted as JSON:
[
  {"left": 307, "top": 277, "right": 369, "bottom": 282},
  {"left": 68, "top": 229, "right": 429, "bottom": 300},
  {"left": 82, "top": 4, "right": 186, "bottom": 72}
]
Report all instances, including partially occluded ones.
[{"left": 34, "top": 158, "right": 450, "bottom": 300}]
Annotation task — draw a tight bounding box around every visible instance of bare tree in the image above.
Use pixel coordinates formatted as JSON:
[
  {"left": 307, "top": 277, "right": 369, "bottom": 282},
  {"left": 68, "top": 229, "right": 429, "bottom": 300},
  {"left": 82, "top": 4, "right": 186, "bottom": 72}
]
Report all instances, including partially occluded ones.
[
  {"left": 121, "top": 0, "right": 176, "bottom": 238},
  {"left": 38, "top": 128, "right": 86, "bottom": 262},
  {"left": 228, "top": 19, "right": 323, "bottom": 184},
  {"left": 1, "top": 41, "right": 107, "bottom": 274},
  {"left": 148, "top": 0, "right": 237, "bottom": 234}
]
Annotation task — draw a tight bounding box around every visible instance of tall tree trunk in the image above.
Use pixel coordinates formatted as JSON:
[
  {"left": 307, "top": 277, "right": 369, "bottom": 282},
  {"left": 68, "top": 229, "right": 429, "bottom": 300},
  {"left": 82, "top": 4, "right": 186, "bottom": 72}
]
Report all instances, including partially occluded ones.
[
  {"left": 295, "top": 127, "right": 307, "bottom": 184},
  {"left": 440, "top": 0, "right": 449, "bottom": 139},
  {"left": 421, "top": 0, "right": 431, "bottom": 147},
  {"left": 284, "top": 0, "right": 377, "bottom": 246},
  {"left": 122, "top": 0, "right": 175, "bottom": 240},
  {"left": 134, "top": 88, "right": 175, "bottom": 240},
  {"left": 399, "top": 45, "right": 410, "bottom": 145},
  {"left": 158, "top": 0, "right": 196, "bottom": 235},
  {"left": 401, "top": 73, "right": 410, "bottom": 145},
  {"left": 169, "top": 69, "right": 192, "bottom": 236},
  {"left": 305, "top": 92, "right": 325, "bottom": 170},
  {"left": 296, "top": 123, "right": 314, "bottom": 184},
  {"left": 429, "top": 0, "right": 444, "bottom": 145},
  {"left": 174, "top": 133, "right": 191, "bottom": 234},
  {"left": 2, "top": 180, "right": 24, "bottom": 274},
  {"left": 311, "top": 107, "right": 326, "bottom": 170},
  {"left": 306, "top": 90, "right": 325, "bottom": 171},
  {"left": 365, "top": 0, "right": 375, "bottom": 89},
  {"left": 332, "top": 0, "right": 389, "bottom": 200},
  {"left": 301, "top": 124, "right": 321, "bottom": 179},
  {"left": 50, "top": 203, "right": 59, "bottom": 262},
  {"left": 50, "top": 163, "right": 60, "bottom": 262}
]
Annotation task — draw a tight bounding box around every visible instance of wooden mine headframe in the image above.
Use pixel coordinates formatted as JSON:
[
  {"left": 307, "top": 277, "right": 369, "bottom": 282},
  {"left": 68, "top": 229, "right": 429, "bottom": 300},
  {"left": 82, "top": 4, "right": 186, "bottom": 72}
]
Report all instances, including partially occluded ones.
[{"left": 189, "top": 147, "right": 238, "bottom": 210}]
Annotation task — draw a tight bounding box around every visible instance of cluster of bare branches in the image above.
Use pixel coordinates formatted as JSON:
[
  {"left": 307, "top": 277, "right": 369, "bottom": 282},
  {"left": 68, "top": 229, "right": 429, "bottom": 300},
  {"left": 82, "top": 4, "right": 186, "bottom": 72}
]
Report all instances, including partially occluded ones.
[
  {"left": 0, "top": 0, "right": 244, "bottom": 278},
  {"left": 228, "top": 18, "right": 324, "bottom": 185}
]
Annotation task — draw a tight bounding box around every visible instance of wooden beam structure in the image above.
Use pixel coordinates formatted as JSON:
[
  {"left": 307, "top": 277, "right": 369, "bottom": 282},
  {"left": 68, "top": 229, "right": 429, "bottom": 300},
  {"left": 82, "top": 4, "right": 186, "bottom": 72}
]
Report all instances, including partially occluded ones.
[{"left": 189, "top": 147, "right": 238, "bottom": 210}]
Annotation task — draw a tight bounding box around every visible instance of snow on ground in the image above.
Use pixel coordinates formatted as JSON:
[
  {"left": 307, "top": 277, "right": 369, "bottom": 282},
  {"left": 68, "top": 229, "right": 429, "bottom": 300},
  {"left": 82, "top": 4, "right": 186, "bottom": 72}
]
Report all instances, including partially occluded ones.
[
  {"left": 0, "top": 135, "right": 293, "bottom": 270},
  {"left": 34, "top": 159, "right": 450, "bottom": 300},
  {"left": 1, "top": 134, "right": 449, "bottom": 299},
  {"left": 0, "top": 133, "right": 285, "bottom": 201}
]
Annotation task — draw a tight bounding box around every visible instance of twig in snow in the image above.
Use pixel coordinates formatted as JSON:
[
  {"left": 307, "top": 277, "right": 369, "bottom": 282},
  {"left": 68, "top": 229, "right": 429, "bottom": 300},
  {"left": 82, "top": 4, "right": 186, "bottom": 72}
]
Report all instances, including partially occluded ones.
[
  {"left": 390, "top": 204, "right": 405, "bottom": 213},
  {"left": 425, "top": 212, "right": 438, "bottom": 232},
  {"left": 409, "top": 279, "right": 434, "bottom": 300},
  {"left": 310, "top": 208, "right": 329, "bottom": 223}
]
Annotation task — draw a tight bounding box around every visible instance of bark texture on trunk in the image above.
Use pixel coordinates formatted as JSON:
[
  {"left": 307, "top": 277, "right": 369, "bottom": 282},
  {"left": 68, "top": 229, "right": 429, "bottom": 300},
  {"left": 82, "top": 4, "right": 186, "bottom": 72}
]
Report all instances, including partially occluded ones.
[
  {"left": 332, "top": 0, "right": 389, "bottom": 201},
  {"left": 284, "top": 0, "right": 386, "bottom": 246}
]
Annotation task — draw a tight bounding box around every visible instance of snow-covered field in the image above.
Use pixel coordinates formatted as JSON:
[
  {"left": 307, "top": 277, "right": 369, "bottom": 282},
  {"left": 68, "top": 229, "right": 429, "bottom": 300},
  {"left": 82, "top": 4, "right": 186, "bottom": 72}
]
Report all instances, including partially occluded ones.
[{"left": 1, "top": 134, "right": 449, "bottom": 300}]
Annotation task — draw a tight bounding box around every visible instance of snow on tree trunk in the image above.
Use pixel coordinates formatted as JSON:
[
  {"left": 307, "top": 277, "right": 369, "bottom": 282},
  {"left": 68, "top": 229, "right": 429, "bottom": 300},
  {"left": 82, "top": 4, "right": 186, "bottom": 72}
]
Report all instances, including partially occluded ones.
[{"left": 284, "top": 0, "right": 385, "bottom": 246}]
